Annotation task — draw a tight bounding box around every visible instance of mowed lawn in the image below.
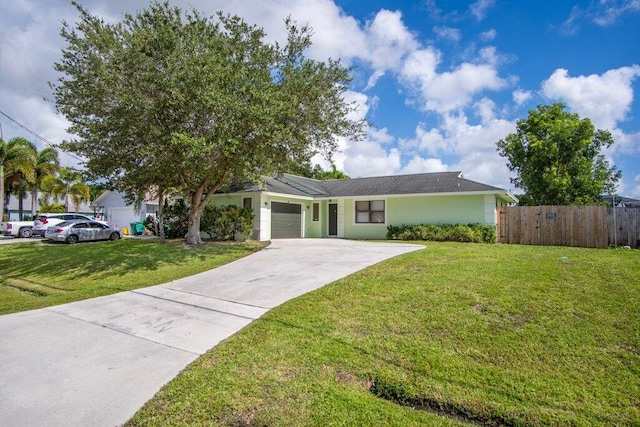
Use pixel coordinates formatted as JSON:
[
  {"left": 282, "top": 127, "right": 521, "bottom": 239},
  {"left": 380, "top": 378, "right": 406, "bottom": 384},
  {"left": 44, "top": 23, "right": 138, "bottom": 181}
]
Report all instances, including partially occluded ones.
[
  {"left": 127, "top": 242, "right": 639, "bottom": 426},
  {"left": 0, "top": 238, "right": 266, "bottom": 315}
]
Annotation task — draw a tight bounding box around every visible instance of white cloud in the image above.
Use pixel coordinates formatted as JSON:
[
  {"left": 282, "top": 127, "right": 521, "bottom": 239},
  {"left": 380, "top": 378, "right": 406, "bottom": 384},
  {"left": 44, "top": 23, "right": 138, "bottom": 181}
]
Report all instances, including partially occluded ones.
[
  {"left": 542, "top": 66, "right": 640, "bottom": 130},
  {"left": 401, "top": 156, "right": 449, "bottom": 174},
  {"left": 397, "top": 103, "right": 516, "bottom": 187},
  {"left": 343, "top": 142, "right": 401, "bottom": 177},
  {"left": 479, "top": 29, "right": 497, "bottom": 42},
  {"left": 632, "top": 174, "right": 640, "bottom": 197},
  {"left": 512, "top": 89, "right": 532, "bottom": 106},
  {"left": 560, "top": 0, "right": 640, "bottom": 34},
  {"left": 400, "top": 125, "right": 448, "bottom": 156},
  {"left": 469, "top": 0, "right": 496, "bottom": 21},
  {"left": 433, "top": 26, "right": 462, "bottom": 42},
  {"left": 361, "top": 9, "right": 420, "bottom": 87},
  {"left": 592, "top": 0, "right": 640, "bottom": 26},
  {"left": 401, "top": 51, "right": 507, "bottom": 113},
  {"left": 612, "top": 128, "right": 640, "bottom": 155}
]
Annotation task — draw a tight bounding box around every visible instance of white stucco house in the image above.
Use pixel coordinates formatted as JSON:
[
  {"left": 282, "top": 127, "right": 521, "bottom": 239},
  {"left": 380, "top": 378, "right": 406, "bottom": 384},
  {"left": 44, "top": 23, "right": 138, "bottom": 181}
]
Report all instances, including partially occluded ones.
[{"left": 91, "top": 190, "right": 159, "bottom": 231}]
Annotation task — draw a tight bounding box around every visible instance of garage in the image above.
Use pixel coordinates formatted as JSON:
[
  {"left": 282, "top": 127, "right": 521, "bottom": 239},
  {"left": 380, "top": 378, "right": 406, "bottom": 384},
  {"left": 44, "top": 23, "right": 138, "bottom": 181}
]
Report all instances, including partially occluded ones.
[
  {"left": 271, "top": 202, "right": 302, "bottom": 239},
  {"left": 107, "top": 207, "right": 139, "bottom": 231}
]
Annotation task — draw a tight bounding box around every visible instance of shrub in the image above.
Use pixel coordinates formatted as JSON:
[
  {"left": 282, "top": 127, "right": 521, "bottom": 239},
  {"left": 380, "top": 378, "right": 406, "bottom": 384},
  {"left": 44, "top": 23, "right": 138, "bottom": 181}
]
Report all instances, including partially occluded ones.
[
  {"left": 201, "top": 204, "right": 254, "bottom": 241},
  {"left": 387, "top": 223, "right": 496, "bottom": 243},
  {"left": 162, "top": 199, "right": 190, "bottom": 239},
  {"left": 150, "top": 200, "right": 254, "bottom": 240}
]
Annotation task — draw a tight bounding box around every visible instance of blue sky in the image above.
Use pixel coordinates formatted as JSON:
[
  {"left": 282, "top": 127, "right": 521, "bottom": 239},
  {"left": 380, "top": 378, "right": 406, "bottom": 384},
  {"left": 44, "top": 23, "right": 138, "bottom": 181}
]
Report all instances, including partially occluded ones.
[{"left": 1, "top": 0, "right": 639, "bottom": 196}]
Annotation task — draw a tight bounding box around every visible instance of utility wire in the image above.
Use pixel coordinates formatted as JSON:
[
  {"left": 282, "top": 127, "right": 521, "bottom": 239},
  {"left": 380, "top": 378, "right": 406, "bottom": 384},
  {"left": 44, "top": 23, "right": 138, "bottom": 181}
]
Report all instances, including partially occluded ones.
[{"left": 0, "top": 109, "right": 85, "bottom": 163}]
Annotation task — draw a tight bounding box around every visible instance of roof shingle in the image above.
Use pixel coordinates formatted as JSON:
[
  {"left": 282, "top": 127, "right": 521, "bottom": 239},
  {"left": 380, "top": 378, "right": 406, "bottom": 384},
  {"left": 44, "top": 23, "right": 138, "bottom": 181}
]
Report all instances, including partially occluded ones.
[{"left": 251, "top": 171, "right": 511, "bottom": 198}]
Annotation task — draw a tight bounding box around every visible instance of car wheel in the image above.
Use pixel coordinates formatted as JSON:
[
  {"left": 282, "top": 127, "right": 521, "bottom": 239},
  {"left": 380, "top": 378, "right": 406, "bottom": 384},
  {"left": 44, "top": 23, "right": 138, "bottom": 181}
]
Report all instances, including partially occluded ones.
[
  {"left": 109, "top": 232, "right": 120, "bottom": 241},
  {"left": 19, "top": 228, "right": 33, "bottom": 238},
  {"left": 66, "top": 234, "right": 79, "bottom": 244}
]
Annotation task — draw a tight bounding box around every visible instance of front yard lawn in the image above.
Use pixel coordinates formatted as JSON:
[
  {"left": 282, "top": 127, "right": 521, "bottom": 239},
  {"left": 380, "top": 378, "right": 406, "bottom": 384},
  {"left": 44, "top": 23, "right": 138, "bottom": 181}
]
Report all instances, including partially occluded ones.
[
  {"left": 0, "top": 238, "right": 266, "bottom": 315},
  {"left": 128, "top": 242, "right": 639, "bottom": 426}
]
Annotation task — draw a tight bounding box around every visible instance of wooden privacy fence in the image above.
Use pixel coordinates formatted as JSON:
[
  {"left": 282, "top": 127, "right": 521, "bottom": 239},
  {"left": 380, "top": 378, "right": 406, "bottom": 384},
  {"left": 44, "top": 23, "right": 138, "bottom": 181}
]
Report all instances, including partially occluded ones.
[{"left": 497, "top": 206, "right": 640, "bottom": 249}]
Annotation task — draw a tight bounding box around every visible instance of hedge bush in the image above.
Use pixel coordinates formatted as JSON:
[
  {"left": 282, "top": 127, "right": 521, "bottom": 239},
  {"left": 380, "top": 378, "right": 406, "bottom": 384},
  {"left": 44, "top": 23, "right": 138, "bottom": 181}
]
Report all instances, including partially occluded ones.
[
  {"left": 201, "top": 204, "right": 254, "bottom": 241},
  {"left": 386, "top": 223, "right": 496, "bottom": 243},
  {"left": 145, "top": 201, "right": 253, "bottom": 241}
]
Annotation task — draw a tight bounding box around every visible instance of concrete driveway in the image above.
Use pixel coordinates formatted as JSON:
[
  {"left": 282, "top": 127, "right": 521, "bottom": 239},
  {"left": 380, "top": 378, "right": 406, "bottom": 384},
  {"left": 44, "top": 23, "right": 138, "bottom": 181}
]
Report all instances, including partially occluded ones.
[{"left": 0, "top": 239, "right": 423, "bottom": 426}]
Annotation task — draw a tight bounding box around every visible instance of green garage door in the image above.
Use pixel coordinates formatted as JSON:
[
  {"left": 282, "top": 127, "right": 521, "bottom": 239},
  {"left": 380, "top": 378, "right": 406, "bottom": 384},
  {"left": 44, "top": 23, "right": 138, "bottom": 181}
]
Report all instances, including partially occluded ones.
[{"left": 271, "top": 202, "right": 302, "bottom": 238}]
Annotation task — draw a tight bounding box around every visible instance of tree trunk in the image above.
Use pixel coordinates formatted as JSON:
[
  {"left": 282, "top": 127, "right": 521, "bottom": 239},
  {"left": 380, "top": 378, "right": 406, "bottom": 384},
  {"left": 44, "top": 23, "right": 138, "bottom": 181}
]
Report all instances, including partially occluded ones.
[
  {"left": 185, "top": 194, "right": 205, "bottom": 245},
  {"left": 18, "top": 196, "right": 24, "bottom": 220},
  {"left": 157, "top": 187, "right": 166, "bottom": 244},
  {"left": 0, "top": 163, "right": 4, "bottom": 221},
  {"left": 31, "top": 185, "right": 38, "bottom": 218}
]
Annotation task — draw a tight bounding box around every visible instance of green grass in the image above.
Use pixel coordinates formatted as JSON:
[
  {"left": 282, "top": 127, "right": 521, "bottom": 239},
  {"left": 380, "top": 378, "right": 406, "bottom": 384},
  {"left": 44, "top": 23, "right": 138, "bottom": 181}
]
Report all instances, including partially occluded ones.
[
  {"left": 127, "top": 242, "right": 640, "bottom": 426},
  {"left": 0, "top": 238, "right": 266, "bottom": 314}
]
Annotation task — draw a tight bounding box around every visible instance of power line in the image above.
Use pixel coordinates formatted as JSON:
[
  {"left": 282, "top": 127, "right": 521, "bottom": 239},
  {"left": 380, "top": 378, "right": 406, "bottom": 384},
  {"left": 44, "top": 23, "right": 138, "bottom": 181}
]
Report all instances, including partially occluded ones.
[{"left": 0, "top": 109, "right": 85, "bottom": 163}]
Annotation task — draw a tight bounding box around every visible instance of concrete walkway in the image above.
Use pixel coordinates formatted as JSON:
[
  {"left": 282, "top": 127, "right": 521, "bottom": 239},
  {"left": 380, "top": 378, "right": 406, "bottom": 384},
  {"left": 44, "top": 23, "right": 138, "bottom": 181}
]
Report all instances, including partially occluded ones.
[{"left": 0, "top": 239, "right": 423, "bottom": 426}]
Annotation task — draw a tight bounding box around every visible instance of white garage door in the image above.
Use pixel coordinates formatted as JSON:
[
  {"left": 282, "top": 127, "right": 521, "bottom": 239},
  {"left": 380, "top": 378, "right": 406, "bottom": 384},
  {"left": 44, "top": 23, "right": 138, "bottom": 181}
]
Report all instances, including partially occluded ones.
[{"left": 108, "top": 207, "right": 139, "bottom": 231}]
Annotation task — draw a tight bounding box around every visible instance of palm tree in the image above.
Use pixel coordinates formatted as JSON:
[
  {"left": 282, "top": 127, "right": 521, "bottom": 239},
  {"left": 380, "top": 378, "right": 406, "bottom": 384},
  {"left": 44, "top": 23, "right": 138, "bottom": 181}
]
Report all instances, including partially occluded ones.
[
  {"left": 41, "top": 167, "right": 90, "bottom": 213},
  {"left": 1, "top": 137, "right": 37, "bottom": 220},
  {"left": 31, "top": 147, "right": 60, "bottom": 217},
  {"left": 37, "top": 197, "right": 65, "bottom": 213}
]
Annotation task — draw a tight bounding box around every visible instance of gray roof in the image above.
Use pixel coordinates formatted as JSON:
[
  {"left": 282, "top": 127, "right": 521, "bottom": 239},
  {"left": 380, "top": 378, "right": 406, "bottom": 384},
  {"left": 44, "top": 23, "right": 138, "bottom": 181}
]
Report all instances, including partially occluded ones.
[{"left": 238, "top": 172, "right": 513, "bottom": 199}]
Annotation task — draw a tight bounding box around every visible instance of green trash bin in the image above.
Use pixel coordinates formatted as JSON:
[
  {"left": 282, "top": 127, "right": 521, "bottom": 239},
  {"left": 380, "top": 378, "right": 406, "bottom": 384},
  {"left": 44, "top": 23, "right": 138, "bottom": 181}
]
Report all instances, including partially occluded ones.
[{"left": 130, "top": 222, "right": 145, "bottom": 236}]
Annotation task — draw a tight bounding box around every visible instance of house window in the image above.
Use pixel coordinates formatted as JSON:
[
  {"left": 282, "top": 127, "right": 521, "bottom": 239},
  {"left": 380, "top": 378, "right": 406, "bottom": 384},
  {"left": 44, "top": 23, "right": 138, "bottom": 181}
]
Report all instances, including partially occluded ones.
[
  {"left": 355, "top": 200, "right": 385, "bottom": 224},
  {"left": 312, "top": 203, "right": 319, "bottom": 221},
  {"left": 243, "top": 197, "right": 252, "bottom": 209}
]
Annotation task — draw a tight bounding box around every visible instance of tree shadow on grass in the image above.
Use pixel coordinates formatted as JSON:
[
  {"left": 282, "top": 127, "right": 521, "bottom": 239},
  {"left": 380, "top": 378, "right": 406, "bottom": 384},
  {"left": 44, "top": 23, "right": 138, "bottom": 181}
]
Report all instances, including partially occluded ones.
[{"left": 0, "top": 238, "right": 258, "bottom": 286}]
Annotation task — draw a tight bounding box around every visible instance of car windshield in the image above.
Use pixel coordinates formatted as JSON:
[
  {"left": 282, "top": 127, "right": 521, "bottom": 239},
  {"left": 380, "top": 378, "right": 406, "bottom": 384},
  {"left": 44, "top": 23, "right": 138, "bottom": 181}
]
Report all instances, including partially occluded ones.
[{"left": 55, "top": 221, "right": 74, "bottom": 227}]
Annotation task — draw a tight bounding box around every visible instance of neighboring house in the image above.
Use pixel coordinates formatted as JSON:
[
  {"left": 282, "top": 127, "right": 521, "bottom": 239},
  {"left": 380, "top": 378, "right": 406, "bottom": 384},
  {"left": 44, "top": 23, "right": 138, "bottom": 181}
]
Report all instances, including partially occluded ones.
[
  {"left": 601, "top": 195, "right": 640, "bottom": 208},
  {"left": 3, "top": 191, "right": 93, "bottom": 221},
  {"left": 210, "top": 171, "right": 518, "bottom": 241},
  {"left": 91, "top": 191, "right": 159, "bottom": 231}
]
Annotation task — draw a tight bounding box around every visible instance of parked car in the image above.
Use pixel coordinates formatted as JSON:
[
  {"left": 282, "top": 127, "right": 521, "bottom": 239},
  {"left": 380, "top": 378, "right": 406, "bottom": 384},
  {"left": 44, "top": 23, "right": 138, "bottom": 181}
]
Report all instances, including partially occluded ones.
[
  {"left": 1, "top": 220, "right": 34, "bottom": 238},
  {"left": 45, "top": 220, "right": 121, "bottom": 244},
  {"left": 33, "top": 213, "right": 106, "bottom": 237}
]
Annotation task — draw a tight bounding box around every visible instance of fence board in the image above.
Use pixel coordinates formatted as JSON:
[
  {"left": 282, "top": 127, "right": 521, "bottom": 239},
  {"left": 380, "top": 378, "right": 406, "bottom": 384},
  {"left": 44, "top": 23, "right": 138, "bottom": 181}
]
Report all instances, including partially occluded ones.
[
  {"left": 496, "top": 205, "right": 624, "bottom": 248},
  {"left": 608, "top": 207, "right": 640, "bottom": 248}
]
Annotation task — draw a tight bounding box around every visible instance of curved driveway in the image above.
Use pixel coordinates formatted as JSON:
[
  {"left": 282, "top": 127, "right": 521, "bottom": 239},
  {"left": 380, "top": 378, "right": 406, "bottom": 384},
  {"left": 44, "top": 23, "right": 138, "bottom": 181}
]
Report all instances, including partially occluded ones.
[{"left": 0, "top": 238, "right": 423, "bottom": 426}]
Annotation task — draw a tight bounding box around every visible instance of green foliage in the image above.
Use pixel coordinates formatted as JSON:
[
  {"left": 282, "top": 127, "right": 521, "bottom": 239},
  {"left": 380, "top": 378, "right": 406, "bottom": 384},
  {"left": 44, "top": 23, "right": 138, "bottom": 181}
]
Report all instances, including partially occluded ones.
[
  {"left": 53, "top": 2, "right": 364, "bottom": 244},
  {"left": 287, "top": 161, "right": 350, "bottom": 180},
  {"left": 142, "top": 215, "right": 158, "bottom": 236},
  {"left": 387, "top": 223, "right": 497, "bottom": 243},
  {"left": 40, "top": 167, "right": 90, "bottom": 213},
  {"left": 201, "top": 204, "right": 254, "bottom": 241},
  {"left": 162, "top": 199, "right": 189, "bottom": 239},
  {"left": 496, "top": 103, "right": 621, "bottom": 205},
  {"left": 1, "top": 137, "right": 39, "bottom": 220},
  {"left": 37, "top": 200, "right": 65, "bottom": 213}
]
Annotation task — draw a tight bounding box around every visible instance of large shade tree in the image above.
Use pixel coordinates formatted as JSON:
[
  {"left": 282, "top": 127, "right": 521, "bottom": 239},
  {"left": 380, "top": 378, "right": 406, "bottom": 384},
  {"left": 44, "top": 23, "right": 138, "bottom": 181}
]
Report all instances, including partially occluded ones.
[
  {"left": 496, "top": 103, "right": 621, "bottom": 206},
  {"left": 53, "top": 2, "right": 365, "bottom": 244}
]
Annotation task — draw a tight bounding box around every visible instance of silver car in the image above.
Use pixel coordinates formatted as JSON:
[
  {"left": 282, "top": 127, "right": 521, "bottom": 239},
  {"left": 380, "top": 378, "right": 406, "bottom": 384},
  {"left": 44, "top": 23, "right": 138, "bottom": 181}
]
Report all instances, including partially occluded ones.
[
  {"left": 45, "top": 220, "right": 121, "bottom": 244},
  {"left": 33, "top": 213, "right": 104, "bottom": 237}
]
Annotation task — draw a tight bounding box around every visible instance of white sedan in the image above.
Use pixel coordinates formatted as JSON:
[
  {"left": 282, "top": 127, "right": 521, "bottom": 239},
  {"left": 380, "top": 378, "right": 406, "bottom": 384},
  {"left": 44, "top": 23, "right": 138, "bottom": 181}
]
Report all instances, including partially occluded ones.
[{"left": 45, "top": 220, "right": 121, "bottom": 244}]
